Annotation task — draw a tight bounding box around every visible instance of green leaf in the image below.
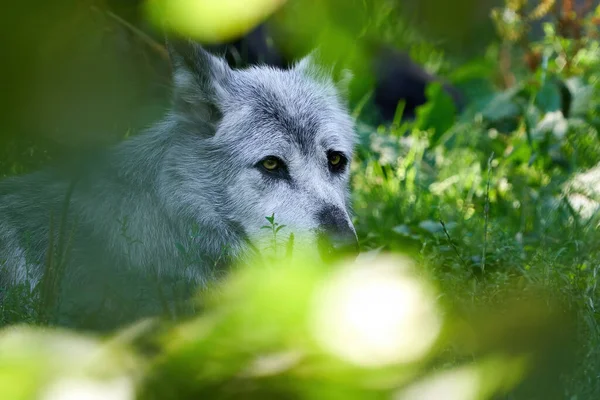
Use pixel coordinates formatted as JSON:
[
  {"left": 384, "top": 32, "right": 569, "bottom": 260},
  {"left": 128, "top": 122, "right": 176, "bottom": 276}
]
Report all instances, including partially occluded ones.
[
  {"left": 480, "top": 85, "right": 522, "bottom": 122},
  {"left": 418, "top": 220, "right": 444, "bottom": 234},
  {"left": 414, "top": 82, "right": 457, "bottom": 146},
  {"left": 285, "top": 233, "right": 295, "bottom": 258},
  {"left": 535, "top": 80, "right": 561, "bottom": 113},
  {"left": 265, "top": 213, "right": 275, "bottom": 224},
  {"left": 565, "top": 77, "right": 593, "bottom": 117},
  {"left": 392, "top": 225, "right": 412, "bottom": 236}
]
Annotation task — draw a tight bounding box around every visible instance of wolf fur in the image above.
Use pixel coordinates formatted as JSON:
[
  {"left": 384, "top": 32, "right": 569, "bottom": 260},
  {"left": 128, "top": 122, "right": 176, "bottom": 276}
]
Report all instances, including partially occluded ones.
[{"left": 0, "top": 38, "right": 357, "bottom": 330}]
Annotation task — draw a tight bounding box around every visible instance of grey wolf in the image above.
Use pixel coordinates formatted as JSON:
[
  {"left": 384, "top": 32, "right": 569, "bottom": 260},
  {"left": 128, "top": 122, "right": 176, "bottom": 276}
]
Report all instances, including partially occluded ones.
[{"left": 0, "top": 38, "right": 359, "bottom": 330}]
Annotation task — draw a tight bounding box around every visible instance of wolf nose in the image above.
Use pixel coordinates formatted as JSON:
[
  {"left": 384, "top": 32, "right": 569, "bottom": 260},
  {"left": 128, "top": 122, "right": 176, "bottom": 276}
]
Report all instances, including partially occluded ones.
[
  {"left": 316, "top": 205, "right": 359, "bottom": 262},
  {"left": 317, "top": 230, "right": 360, "bottom": 262}
]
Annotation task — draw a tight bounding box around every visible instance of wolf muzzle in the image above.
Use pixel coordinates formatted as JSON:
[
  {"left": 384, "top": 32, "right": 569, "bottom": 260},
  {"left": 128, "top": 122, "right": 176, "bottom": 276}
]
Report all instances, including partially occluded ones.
[{"left": 316, "top": 205, "right": 360, "bottom": 262}]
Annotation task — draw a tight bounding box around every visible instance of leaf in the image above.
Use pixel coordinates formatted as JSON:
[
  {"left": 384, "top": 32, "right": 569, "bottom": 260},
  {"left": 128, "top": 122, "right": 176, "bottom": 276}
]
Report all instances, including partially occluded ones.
[
  {"left": 480, "top": 85, "right": 522, "bottom": 122},
  {"left": 392, "top": 224, "right": 422, "bottom": 240},
  {"left": 442, "top": 221, "right": 458, "bottom": 231},
  {"left": 285, "top": 233, "right": 295, "bottom": 258},
  {"left": 146, "top": 0, "right": 286, "bottom": 44},
  {"left": 565, "top": 77, "right": 593, "bottom": 117},
  {"left": 418, "top": 220, "right": 444, "bottom": 234},
  {"left": 275, "top": 225, "right": 287, "bottom": 233},
  {"left": 414, "top": 82, "right": 457, "bottom": 146},
  {"left": 535, "top": 80, "right": 561, "bottom": 114},
  {"left": 392, "top": 225, "right": 412, "bottom": 236},
  {"left": 265, "top": 213, "right": 275, "bottom": 224}
]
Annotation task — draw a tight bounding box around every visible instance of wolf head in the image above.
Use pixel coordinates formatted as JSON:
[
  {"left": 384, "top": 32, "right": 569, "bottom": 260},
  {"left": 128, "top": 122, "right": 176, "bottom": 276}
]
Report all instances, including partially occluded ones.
[{"left": 160, "top": 38, "right": 358, "bottom": 264}]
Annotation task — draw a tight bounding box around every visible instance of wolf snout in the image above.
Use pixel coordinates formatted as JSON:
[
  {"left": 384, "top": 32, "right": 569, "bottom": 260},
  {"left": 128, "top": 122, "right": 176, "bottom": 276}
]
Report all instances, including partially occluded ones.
[
  {"left": 317, "top": 229, "right": 360, "bottom": 262},
  {"left": 316, "top": 205, "right": 359, "bottom": 262}
]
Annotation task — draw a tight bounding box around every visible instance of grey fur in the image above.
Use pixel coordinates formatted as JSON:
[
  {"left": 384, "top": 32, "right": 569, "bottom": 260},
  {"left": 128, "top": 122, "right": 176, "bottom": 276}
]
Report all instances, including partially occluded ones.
[{"left": 0, "top": 38, "right": 357, "bottom": 329}]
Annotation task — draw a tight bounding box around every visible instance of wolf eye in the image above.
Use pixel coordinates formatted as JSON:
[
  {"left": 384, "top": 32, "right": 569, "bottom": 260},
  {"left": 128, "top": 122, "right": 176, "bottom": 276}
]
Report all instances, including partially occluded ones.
[
  {"left": 329, "top": 153, "right": 342, "bottom": 166},
  {"left": 327, "top": 151, "right": 347, "bottom": 173},
  {"left": 262, "top": 157, "right": 280, "bottom": 171},
  {"left": 256, "top": 156, "right": 290, "bottom": 180}
]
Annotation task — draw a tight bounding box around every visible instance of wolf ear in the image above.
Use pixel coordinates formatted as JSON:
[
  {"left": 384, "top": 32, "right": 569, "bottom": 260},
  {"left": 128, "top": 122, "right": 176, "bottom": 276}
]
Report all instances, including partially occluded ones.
[
  {"left": 166, "top": 37, "right": 232, "bottom": 133},
  {"left": 294, "top": 50, "right": 353, "bottom": 100},
  {"left": 334, "top": 68, "right": 354, "bottom": 100}
]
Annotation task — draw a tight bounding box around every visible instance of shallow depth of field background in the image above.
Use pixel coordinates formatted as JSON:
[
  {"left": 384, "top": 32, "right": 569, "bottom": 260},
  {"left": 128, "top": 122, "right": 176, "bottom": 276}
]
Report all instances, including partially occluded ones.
[{"left": 2, "top": 1, "right": 600, "bottom": 399}]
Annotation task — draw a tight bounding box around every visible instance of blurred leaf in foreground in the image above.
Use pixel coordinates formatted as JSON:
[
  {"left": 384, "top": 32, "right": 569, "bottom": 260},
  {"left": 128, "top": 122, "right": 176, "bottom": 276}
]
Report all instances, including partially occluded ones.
[
  {"left": 138, "top": 253, "right": 572, "bottom": 399},
  {"left": 0, "top": 326, "right": 139, "bottom": 400},
  {"left": 0, "top": 251, "right": 578, "bottom": 399},
  {"left": 145, "top": 0, "right": 287, "bottom": 43}
]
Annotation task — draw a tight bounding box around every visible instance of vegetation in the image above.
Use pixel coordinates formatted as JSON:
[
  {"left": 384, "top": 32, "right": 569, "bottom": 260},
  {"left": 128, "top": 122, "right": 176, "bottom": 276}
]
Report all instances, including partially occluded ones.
[{"left": 2, "top": 0, "right": 600, "bottom": 399}]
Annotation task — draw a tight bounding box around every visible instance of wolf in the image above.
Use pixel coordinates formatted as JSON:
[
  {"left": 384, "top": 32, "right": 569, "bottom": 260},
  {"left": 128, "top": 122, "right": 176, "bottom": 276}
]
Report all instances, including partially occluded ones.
[{"left": 0, "top": 38, "right": 359, "bottom": 330}]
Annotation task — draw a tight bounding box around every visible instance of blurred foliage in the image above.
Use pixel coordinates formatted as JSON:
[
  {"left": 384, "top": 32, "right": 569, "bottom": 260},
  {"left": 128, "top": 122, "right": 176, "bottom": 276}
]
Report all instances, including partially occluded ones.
[
  {"left": 0, "top": 255, "right": 578, "bottom": 399},
  {"left": 145, "top": 0, "right": 287, "bottom": 43},
  {"left": 2, "top": 0, "right": 600, "bottom": 399}
]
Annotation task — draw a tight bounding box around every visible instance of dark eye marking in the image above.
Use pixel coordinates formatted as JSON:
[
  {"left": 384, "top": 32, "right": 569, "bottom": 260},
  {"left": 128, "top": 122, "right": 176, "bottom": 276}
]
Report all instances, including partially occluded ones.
[
  {"left": 255, "top": 156, "right": 291, "bottom": 180},
  {"left": 327, "top": 150, "right": 348, "bottom": 174}
]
